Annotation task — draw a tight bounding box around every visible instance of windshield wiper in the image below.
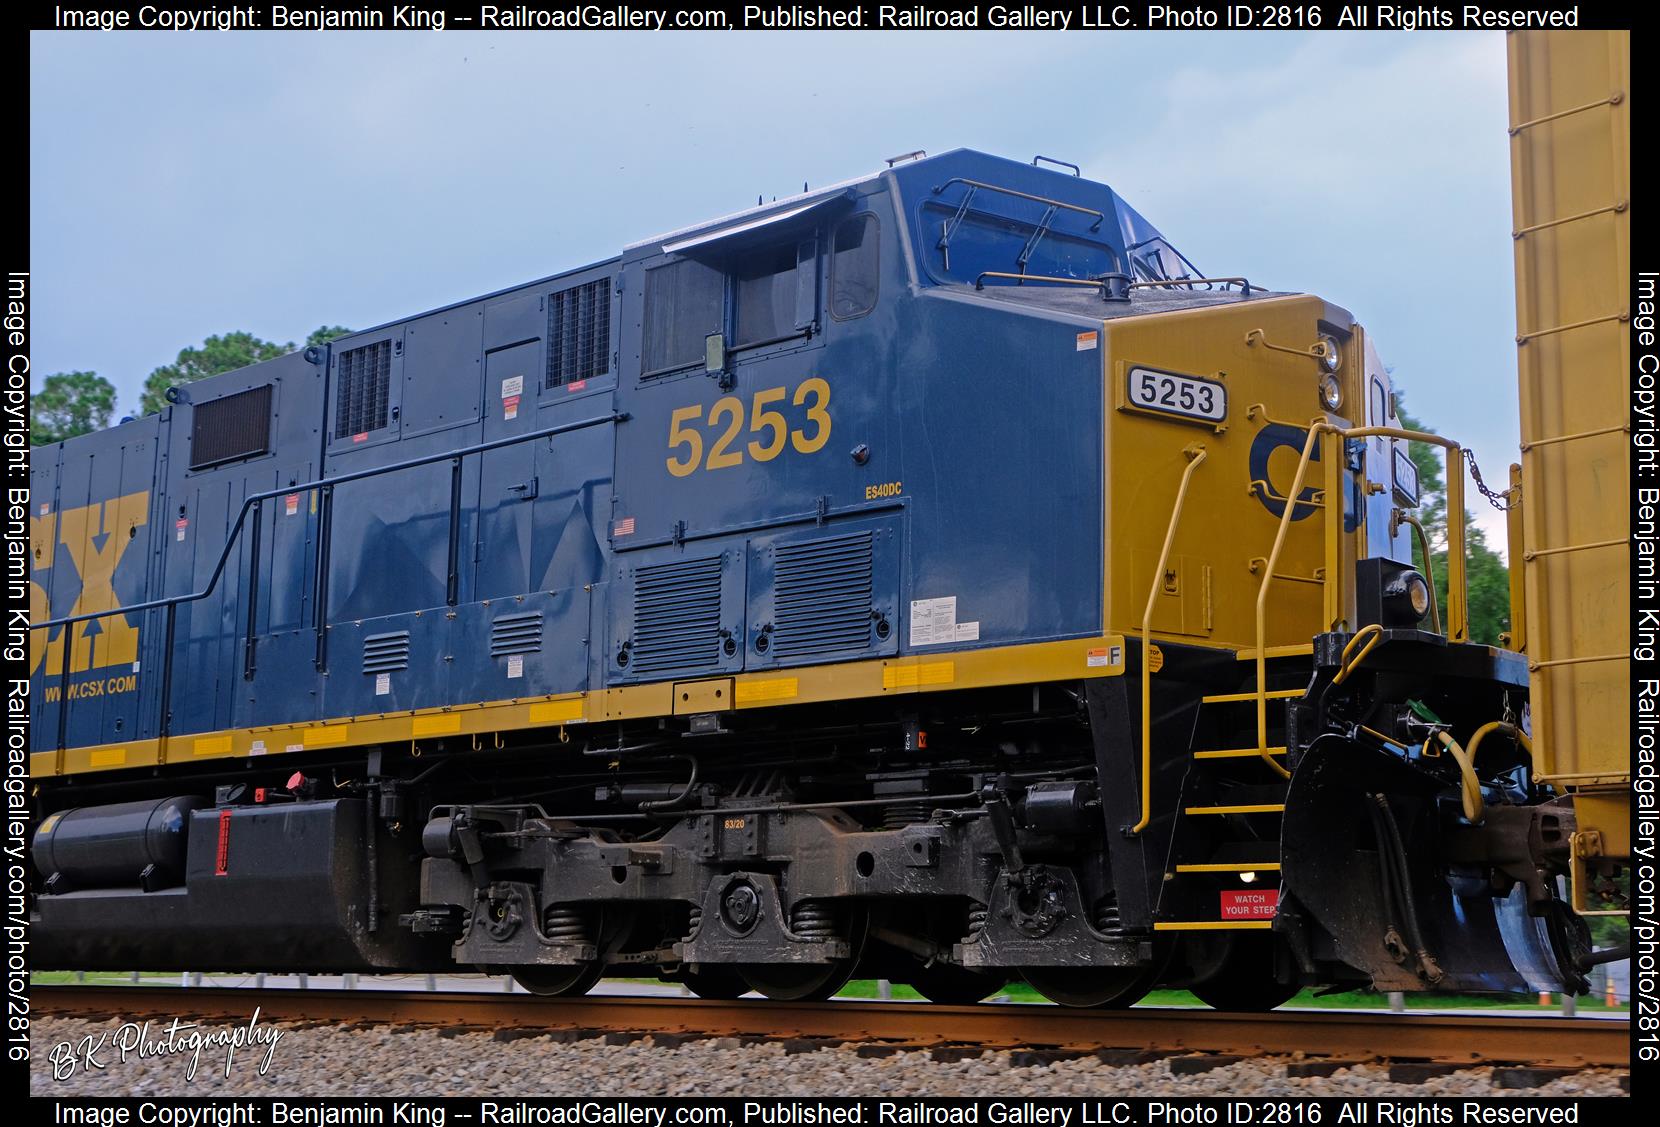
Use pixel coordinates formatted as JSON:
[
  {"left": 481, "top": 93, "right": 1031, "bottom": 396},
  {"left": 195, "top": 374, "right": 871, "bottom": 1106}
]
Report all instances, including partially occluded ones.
[
  {"left": 1016, "top": 204, "right": 1058, "bottom": 277},
  {"left": 936, "top": 184, "right": 978, "bottom": 272}
]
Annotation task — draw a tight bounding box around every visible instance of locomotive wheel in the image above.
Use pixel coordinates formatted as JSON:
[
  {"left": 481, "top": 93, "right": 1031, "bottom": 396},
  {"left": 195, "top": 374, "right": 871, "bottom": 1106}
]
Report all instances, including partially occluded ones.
[
  {"left": 678, "top": 965, "right": 751, "bottom": 1000},
  {"left": 1188, "top": 976, "right": 1299, "bottom": 1012},
  {"left": 508, "top": 903, "right": 637, "bottom": 997},
  {"left": 509, "top": 961, "right": 605, "bottom": 997},
  {"left": 909, "top": 963, "right": 1005, "bottom": 1005},
  {"left": 1187, "top": 933, "right": 1299, "bottom": 1012},
  {"left": 740, "top": 907, "right": 868, "bottom": 1001},
  {"left": 739, "top": 960, "right": 859, "bottom": 1002},
  {"left": 1019, "top": 965, "right": 1160, "bottom": 1009}
]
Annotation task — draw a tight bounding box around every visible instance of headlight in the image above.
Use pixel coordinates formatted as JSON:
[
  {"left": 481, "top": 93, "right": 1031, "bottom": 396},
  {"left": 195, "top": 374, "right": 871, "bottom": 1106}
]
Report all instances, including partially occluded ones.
[
  {"left": 1318, "top": 334, "right": 1342, "bottom": 373},
  {"left": 1319, "top": 374, "right": 1343, "bottom": 412},
  {"left": 1358, "top": 559, "right": 1434, "bottom": 630},
  {"left": 1404, "top": 572, "right": 1431, "bottom": 619}
]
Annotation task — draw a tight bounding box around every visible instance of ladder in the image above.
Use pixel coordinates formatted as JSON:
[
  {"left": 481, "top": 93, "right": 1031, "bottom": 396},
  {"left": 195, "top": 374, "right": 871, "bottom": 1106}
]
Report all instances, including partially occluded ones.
[{"left": 1152, "top": 672, "right": 1303, "bottom": 933}]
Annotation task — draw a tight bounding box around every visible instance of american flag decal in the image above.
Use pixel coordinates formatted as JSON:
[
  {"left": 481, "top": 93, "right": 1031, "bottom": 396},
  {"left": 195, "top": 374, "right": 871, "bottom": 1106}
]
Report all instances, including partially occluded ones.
[{"left": 613, "top": 517, "right": 636, "bottom": 537}]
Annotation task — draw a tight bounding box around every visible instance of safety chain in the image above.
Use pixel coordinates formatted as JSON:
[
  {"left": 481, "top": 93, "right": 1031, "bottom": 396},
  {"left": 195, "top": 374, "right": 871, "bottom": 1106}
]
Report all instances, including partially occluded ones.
[{"left": 1464, "top": 447, "right": 1514, "bottom": 511}]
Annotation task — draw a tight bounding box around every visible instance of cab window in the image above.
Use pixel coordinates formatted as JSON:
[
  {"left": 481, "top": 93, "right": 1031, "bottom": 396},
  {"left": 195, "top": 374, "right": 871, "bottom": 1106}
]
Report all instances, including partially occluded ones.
[
  {"left": 734, "top": 243, "right": 801, "bottom": 348},
  {"left": 830, "top": 215, "right": 879, "bottom": 320},
  {"left": 643, "top": 259, "right": 723, "bottom": 374}
]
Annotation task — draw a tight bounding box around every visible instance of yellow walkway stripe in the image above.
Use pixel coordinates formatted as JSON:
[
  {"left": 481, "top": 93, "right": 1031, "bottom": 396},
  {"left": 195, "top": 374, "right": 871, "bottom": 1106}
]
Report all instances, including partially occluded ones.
[{"left": 45, "top": 633, "right": 1129, "bottom": 778}]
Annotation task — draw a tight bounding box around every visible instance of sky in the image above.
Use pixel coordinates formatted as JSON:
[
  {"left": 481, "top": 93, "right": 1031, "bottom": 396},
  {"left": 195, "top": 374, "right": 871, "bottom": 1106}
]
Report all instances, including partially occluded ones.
[{"left": 29, "top": 29, "right": 1518, "bottom": 549}]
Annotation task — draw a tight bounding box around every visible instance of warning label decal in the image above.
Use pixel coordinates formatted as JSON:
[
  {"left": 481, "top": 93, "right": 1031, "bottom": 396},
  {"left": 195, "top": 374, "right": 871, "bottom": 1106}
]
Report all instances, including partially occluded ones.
[
  {"left": 909, "top": 596, "right": 980, "bottom": 647},
  {"left": 1220, "top": 888, "right": 1279, "bottom": 920}
]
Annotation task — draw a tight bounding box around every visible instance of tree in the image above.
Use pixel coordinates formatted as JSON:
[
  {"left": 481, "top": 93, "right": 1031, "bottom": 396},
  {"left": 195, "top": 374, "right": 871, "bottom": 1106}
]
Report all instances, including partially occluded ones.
[
  {"left": 139, "top": 331, "right": 295, "bottom": 415},
  {"left": 1396, "top": 402, "right": 1512, "bottom": 646},
  {"left": 306, "top": 325, "right": 353, "bottom": 347},
  {"left": 31, "top": 371, "right": 117, "bottom": 445}
]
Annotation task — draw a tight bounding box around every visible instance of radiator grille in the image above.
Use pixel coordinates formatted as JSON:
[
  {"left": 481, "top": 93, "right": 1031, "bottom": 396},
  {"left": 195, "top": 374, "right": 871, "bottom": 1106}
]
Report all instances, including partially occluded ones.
[
  {"left": 490, "top": 611, "right": 544, "bottom": 658},
  {"left": 362, "top": 630, "right": 411, "bottom": 674},
  {"left": 771, "top": 531, "right": 875, "bottom": 659},
  {"left": 335, "top": 340, "right": 393, "bottom": 439},
  {"left": 189, "top": 383, "right": 273, "bottom": 470},
  {"left": 547, "top": 278, "right": 611, "bottom": 388},
  {"left": 630, "top": 556, "right": 724, "bottom": 676}
]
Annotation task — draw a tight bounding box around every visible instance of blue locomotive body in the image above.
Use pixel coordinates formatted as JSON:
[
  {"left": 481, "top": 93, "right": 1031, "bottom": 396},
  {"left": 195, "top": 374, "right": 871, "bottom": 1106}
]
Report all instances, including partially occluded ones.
[{"left": 31, "top": 151, "right": 1157, "bottom": 755}]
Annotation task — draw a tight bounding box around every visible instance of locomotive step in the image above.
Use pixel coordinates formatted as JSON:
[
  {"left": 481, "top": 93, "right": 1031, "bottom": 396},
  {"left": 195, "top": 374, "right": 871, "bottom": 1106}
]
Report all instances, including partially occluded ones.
[
  {"left": 1235, "top": 643, "right": 1315, "bottom": 661},
  {"left": 1152, "top": 920, "right": 1276, "bottom": 932},
  {"left": 1173, "top": 861, "right": 1282, "bottom": 873},
  {"left": 1192, "top": 745, "right": 1287, "bottom": 760},
  {"left": 1198, "top": 689, "right": 1303, "bottom": 704},
  {"left": 1183, "top": 802, "right": 1286, "bottom": 815},
  {"left": 1197, "top": 840, "right": 1284, "bottom": 865}
]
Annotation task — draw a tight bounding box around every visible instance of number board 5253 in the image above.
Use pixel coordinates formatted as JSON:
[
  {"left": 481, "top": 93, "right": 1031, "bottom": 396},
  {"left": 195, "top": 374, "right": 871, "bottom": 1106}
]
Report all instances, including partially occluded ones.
[{"left": 1123, "top": 366, "right": 1227, "bottom": 428}]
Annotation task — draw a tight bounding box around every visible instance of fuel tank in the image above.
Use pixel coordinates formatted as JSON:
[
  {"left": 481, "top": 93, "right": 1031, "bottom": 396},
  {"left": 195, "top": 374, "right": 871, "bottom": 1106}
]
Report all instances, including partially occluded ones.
[{"left": 33, "top": 796, "right": 208, "bottom": 892}]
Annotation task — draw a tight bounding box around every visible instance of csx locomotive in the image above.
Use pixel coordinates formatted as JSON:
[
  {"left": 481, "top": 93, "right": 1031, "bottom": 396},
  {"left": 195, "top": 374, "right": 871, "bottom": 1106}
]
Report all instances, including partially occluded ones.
[{"left": 29, "top": 43, "right": 1631, "bottom": 1008}]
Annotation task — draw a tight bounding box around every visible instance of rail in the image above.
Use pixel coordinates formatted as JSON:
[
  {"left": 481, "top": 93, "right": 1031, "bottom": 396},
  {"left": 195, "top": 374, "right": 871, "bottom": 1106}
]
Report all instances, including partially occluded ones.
[
  {"left": 34, "top": 412, "right": 624, "bottom": 751},
  {"left": 30, "top": 986, "right": 1632, "bottom": 1070},
  {"left": 1251, "top": 423, "right": 1472, "bottom": 776}
]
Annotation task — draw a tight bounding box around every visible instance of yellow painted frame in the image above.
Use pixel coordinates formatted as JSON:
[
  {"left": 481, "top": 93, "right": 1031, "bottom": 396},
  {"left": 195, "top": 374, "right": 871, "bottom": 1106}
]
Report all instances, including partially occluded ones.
[{"left": 38, "top": 634, "right": 1128, "bottom": 778}]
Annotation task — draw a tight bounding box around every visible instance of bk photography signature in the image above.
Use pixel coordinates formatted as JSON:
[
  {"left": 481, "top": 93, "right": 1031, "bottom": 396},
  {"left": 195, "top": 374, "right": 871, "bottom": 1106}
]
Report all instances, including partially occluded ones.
[{"left": 48, "top": 1007, "right": 285, "bottom": 1081}]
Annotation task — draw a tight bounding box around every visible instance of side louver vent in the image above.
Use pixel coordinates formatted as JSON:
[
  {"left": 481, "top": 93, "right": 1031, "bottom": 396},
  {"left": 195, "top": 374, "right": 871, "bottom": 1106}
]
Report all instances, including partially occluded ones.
[
  {"left": 630, "top": 556, "right": 724, "bottom": 676},
  {"left": 362, "top": 630, "right": 411, "bottom": 674},
  {"left": 189, "top": 383, "right": 273, "bottom": 470},
  {"left": 490, "top": 611, "right": 544, "bottom": 658},
  {"left": 335, "top": 340, "right": 393, "bottom": 439},
  {"left": 547, "top": 277, "right": 611, "bottom": 388},
  {"left": 771, "top": 530, "right": 876, "bottom": 659}
]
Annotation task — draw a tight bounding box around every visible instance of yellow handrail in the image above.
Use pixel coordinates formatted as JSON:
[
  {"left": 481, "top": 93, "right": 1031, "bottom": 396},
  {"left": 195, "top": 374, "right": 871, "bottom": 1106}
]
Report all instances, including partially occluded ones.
[
  {"left": 1252, "top": 423, "right": 1471, "bottom": 777},
  {"left": 1131, "top": 443, "right": 1208, "bottom": 835}
]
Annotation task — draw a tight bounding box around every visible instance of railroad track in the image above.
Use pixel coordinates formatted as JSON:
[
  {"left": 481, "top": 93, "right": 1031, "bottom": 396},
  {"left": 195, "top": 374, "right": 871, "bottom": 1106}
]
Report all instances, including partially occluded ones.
[{"left": 34, "top": 986, "right": 1630, "bottom": 1076}]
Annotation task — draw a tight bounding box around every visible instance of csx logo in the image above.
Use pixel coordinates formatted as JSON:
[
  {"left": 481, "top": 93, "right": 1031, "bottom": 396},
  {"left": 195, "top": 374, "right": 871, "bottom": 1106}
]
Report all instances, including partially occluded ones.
[
  {"left": 29, "top": 490, "right": 148, "bottom": 679},
  {"left": 1248, "top": 424, "right": 1361, "bottom": 533}
]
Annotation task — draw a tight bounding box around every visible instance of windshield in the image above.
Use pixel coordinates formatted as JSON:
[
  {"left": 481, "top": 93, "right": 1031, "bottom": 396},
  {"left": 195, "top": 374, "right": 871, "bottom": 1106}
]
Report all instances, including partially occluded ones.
[{"left": 919, "top": 179, "right": 1125, "bottom": 286}]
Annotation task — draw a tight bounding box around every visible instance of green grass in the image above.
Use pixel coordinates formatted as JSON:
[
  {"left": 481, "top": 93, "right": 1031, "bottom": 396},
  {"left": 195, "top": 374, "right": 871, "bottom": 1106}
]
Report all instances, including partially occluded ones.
[{"left": 830, "top": 979, "right": 1625, "bottom": 1012}]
